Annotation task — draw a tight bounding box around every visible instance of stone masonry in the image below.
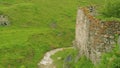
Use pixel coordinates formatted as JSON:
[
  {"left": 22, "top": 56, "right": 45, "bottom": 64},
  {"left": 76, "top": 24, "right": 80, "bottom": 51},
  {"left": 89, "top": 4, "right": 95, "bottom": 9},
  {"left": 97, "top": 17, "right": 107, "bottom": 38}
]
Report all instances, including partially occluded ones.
[
  {"left": 74, "top": 7, "right": 120, "bottom": 64},
  {"left": 0, "top": 15, "right": 9, "bottom": 26}
]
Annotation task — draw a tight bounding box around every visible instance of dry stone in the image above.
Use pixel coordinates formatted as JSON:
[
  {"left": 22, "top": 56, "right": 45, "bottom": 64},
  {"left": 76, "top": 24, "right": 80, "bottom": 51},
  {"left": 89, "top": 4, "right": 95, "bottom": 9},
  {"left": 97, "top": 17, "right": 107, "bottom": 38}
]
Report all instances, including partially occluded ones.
[
  {"left": 74, "top": 7, "right": 120, "bottom": 64},
  {"left": 0, "top": 15, "right": 9, "bottom": 26}
]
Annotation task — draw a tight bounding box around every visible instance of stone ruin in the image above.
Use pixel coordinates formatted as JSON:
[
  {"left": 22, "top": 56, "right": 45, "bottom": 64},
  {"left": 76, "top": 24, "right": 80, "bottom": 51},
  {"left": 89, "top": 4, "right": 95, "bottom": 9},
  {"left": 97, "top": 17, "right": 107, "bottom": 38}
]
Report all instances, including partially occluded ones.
[
  {"left": 74, "top": 7, "right": 120, "bottom": 64},
  {"left": 0, "top": 15, "right": 9, "bottom": 26}
]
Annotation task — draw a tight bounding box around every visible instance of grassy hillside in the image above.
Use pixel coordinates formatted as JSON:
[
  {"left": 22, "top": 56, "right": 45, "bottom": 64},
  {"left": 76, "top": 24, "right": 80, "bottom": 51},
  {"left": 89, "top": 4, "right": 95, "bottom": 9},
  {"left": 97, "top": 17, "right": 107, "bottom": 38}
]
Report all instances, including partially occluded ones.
[{"left": 0, "top": 0, "right": 117, "bottom": 68}]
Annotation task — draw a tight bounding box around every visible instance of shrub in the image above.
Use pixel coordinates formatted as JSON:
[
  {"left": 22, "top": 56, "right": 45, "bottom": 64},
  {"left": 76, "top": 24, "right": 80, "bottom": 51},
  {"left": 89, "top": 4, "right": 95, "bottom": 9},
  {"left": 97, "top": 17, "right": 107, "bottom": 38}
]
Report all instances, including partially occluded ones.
[{"left": 101, "top": 0, "right": 120, "bottom": 18}]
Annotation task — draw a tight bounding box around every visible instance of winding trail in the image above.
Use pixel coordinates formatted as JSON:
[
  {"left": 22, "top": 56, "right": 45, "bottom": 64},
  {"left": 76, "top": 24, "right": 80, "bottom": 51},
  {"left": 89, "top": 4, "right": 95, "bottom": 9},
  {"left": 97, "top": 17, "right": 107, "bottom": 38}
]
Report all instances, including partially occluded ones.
[{"left": 38, "top": 47, "right": 73, "bottom": 68}]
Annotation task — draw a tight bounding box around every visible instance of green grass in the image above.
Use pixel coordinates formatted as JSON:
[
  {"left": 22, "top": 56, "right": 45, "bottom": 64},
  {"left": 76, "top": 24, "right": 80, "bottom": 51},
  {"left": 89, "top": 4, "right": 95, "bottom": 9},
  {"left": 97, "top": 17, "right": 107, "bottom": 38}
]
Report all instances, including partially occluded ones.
[
  {"left": 51, "top": 48, "right": 94, "bottom": 68},
  {"left": 0, "top": 27, "right": 74, "bottom": 68},
  {"left": 96, "top": 0, "right": 120, "bottom": 21},
  {"left": 52, "top": 45, "right": 120, "bottom": 68},
  {"left": 51, "top": 48, "right": 78, "bottom": 68},
  {"left": 0, "top": 0, "right": 118, "bottom": 68}
]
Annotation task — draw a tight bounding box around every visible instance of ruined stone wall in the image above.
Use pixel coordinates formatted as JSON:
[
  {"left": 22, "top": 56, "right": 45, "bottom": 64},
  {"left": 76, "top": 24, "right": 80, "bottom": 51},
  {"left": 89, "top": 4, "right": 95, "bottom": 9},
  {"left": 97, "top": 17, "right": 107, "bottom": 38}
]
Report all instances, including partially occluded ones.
[
  {"left": 0, "top": 15, "right": 9, "bottom": 26},
  {"left": 75, "top": 7, "right": 120, "bottom": 64}
]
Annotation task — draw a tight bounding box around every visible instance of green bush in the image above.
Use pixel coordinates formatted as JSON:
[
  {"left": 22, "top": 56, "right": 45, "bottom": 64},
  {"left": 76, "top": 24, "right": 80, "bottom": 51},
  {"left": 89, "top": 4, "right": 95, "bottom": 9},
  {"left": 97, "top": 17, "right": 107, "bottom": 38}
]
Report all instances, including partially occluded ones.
[
  {"left": 97, "top": 52, "right": 120, "bottom": 68},
  {"left": 101, "top": 0, "right": 120, "bottom": 18}
]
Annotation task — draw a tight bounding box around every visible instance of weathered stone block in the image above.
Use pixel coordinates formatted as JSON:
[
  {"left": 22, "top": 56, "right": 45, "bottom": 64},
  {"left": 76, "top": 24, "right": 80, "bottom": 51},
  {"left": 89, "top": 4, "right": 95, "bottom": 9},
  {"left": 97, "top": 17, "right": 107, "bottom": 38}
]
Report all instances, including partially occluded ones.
[{"left": 0, "top": 15, "right": 10, "bottom": 26}]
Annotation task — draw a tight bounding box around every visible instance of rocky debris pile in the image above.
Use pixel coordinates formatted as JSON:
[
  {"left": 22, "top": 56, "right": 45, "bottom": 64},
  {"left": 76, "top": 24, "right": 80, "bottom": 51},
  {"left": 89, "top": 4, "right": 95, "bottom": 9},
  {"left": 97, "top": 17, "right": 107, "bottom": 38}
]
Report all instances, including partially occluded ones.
[{"left": 0, "top": 15, "right": 10, "bottom": 26}]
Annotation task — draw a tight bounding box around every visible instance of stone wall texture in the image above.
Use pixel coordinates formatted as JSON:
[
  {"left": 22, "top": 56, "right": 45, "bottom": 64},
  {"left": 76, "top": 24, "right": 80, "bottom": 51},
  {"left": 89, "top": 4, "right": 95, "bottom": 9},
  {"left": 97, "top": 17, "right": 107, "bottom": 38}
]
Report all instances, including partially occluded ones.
[
  {"left": 74, "top": 7, "right": 120, "bottom": 64},
  {"left": 0, "top": 15, "right": 9, "bottom": 26}
]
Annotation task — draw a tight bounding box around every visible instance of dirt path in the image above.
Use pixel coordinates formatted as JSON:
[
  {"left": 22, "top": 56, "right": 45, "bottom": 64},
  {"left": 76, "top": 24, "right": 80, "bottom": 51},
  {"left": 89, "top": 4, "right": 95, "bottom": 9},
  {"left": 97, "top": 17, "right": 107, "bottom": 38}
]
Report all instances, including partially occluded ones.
[{"left": 38, "top": 47, "right": 73, "bottom": 68}]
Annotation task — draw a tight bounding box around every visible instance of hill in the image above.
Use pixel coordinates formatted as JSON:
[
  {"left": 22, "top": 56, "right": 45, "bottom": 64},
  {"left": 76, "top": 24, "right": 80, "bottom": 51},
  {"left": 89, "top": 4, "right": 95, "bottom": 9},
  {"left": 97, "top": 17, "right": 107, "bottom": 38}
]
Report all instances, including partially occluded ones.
[{"left": 0, "top": 0, "right": 113, "bottom": 68}]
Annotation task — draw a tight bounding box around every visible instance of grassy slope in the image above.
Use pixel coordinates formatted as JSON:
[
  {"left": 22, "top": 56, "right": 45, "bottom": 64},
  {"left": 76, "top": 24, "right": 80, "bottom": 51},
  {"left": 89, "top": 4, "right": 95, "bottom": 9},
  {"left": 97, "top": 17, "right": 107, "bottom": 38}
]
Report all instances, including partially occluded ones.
[{"left": 0, "top": 0, "right": 107, "bottom": 68}]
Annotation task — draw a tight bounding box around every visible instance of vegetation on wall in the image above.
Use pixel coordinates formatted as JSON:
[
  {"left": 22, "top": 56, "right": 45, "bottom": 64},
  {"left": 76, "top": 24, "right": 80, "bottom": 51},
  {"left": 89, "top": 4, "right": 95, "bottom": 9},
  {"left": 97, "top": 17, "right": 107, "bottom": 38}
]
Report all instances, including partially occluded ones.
[
  {"left": 97, "top": 0, "right": 120, "bottom": 21},
  {"left": 101, "top": 0, "right": 120, "bottom": 18}
]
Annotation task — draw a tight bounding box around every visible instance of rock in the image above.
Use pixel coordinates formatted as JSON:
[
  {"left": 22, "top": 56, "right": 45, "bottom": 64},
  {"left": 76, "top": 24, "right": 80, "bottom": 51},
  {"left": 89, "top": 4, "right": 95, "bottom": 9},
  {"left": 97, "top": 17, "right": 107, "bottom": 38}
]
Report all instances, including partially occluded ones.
[
  {"left": 104, "top": 35, "right": 109, "bottom": 38},
  {"left": 0, "top": 15, "right": 10, "bottom": 26},
  {"left": 109, "top": 36, "right": 114, "bottom": 39}
]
